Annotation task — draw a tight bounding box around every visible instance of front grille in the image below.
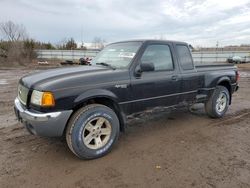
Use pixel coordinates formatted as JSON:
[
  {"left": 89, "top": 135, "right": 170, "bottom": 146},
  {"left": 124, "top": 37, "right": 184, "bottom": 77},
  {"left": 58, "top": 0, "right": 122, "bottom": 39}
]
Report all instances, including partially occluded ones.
[{"left": 18, "top": 84, "right": 29, "bottom": 105}]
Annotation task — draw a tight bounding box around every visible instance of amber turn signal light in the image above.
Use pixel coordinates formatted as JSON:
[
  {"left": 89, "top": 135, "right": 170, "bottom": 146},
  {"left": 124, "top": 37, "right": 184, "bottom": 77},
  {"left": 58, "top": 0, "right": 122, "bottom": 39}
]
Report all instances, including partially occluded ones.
[{"left": 41, "top": 92, "right": 55, "bottom": 107}]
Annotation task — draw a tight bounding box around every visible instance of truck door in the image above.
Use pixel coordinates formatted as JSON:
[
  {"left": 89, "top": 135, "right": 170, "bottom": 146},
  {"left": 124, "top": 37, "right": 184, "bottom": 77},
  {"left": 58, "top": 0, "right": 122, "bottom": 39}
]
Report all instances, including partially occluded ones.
[
  {"left": 174, "top": 44, "right": 202, "bottom": 103},
  {"left": 128, "top": 42, "right": 182, "bottom": 113}
]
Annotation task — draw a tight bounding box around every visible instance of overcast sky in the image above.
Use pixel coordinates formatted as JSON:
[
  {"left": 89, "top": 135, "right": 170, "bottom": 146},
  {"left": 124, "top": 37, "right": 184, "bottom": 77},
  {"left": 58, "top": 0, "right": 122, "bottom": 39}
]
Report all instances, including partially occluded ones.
[{"left": 0, "top": 0, "right": 250, "bottom": 47}]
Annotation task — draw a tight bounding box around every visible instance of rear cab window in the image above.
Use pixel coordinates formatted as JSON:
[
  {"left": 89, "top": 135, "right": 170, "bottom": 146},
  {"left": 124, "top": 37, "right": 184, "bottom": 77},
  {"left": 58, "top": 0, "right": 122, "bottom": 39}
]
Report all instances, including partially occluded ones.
[{"left": 176, "top": 44, "right": 194, "bottom": 70}]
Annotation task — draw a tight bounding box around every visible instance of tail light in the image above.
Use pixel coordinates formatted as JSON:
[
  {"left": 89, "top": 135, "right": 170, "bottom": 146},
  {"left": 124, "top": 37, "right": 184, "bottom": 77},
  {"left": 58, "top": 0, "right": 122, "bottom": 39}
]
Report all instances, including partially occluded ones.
[{"left": 236, "top": 70, "right": 240, "bottom": 82}]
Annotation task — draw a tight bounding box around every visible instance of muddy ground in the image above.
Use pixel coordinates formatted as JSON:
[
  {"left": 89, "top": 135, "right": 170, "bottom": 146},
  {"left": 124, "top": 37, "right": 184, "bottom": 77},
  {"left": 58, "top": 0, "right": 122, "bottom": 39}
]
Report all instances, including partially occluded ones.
[{"left": 0, "top": 64, "right": 250, "bottom": 188}]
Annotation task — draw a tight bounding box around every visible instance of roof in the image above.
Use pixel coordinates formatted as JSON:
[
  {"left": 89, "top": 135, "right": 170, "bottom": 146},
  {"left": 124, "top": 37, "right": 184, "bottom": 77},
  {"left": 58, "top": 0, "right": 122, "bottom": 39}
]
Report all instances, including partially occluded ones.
[{"left": 109, "top": 39, "right": 188, "bottom": 45}]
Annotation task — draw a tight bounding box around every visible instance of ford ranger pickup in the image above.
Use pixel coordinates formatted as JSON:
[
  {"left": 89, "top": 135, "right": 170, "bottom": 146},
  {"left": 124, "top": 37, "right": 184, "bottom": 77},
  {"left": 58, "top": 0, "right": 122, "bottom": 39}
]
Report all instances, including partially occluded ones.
[{"left": 14, "top": 40, "right": 239, "bottom": 159}]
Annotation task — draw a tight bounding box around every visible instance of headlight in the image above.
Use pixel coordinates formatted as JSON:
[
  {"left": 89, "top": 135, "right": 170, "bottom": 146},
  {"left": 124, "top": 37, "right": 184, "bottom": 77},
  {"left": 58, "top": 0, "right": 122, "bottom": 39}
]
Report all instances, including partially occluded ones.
[{"left": 31, "top": 90, "right": 55, "bottom": 107}]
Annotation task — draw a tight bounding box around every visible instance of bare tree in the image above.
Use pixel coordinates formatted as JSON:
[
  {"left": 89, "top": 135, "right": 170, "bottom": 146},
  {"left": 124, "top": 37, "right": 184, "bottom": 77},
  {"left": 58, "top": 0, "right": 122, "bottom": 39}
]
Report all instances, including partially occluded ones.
[
  {"left": 65, "top": 38, "right": 77, "bottom": 50},
  {"left": 154, "top": 34, "right": 166, "bottom": 40},
  {"left": 0, "top": 21, "right": 27, "bottom": 42},
  {"left": 56, "top": 38, "right": 77, "bottom": 50},
  {"left": 0, "top": 21, "right": 35, "bottom": 65},
  {"left": 92, "top": 37, "right": 106, "bottom": 49}
]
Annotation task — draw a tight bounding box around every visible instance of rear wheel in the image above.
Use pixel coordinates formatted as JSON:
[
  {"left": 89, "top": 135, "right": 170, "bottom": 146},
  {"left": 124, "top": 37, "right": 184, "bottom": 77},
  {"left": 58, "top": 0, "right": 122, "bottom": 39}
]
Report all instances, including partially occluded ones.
[
  {"left": 205, "top": 86, "right": 230, "bottom": 118},
  {"left": 66, "top": 104, "right": 120, "bottom": 159}
]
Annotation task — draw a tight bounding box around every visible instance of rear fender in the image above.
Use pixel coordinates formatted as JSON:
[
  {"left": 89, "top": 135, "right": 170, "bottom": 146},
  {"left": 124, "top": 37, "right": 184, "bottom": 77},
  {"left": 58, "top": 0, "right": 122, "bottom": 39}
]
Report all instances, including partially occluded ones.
[
  {"left": 216, "top": 76, "right": 230, "bottom": 85},
  {"left": 216, "top": 77, "right": 232, "bottom": 104}
]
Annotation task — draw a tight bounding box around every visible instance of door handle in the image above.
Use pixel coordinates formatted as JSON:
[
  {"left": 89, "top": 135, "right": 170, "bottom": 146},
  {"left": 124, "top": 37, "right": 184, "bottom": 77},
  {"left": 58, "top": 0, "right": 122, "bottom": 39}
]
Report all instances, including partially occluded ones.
[{"left": 171, "top": 75, "right": 178, "bottom": 81}]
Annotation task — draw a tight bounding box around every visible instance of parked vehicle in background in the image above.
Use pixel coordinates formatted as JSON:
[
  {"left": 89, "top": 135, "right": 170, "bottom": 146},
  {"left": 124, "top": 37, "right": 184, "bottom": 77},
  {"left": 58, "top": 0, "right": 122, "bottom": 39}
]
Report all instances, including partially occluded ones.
[
  {"left": 37, "top": 59, "right": 49, "bottom": 65},
  {"left": 79, "top": 57, "right": 91, "bottom": 65},
  {"left": 227, "top": 56, "right": 246, "bottom": 64},
  {"left": 60, "top": 60, "right": 75, "bottom": 65},
  {"left": 14, "top": 40, "right": 239, "bottom": 159}
]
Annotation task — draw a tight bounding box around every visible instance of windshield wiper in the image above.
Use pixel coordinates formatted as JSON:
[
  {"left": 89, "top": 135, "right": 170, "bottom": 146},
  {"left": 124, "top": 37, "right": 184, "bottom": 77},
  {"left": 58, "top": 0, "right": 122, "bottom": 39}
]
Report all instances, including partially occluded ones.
[{"left": 96, "top": 62, "right": 116, "bottom": 70}]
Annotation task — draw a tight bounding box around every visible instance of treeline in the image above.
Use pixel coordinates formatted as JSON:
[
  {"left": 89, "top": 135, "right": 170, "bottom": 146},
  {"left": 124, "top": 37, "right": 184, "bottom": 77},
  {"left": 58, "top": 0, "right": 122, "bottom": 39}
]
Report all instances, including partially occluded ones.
[
  {"left": 9, "top": 38, "right": 82, "bottom": 50},
  {"left": 0, "top": 37, "right": 83, "bottom": 51},
  {"left": 0, "top": 21, "right": 105, "bottom": 65}
]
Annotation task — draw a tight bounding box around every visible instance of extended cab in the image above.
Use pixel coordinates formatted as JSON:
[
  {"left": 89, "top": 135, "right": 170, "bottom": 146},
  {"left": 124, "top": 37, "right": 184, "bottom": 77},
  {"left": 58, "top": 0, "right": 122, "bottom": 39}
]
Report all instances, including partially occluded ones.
[{"left": 14, "top": 40, "right": 239, "bottom": 159}]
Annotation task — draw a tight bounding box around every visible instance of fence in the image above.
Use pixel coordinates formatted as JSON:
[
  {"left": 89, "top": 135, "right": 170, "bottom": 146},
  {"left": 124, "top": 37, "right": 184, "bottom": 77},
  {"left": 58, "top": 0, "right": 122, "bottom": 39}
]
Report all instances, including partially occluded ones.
[
  {"left": 192, "top": 51, "right": 250, "bottom": 63},
  {"left": 36, "top": 49, "right": 250, "bottom": 64},
  {"left": 36, "top": 49, "right": 100, "bottom": 60}
]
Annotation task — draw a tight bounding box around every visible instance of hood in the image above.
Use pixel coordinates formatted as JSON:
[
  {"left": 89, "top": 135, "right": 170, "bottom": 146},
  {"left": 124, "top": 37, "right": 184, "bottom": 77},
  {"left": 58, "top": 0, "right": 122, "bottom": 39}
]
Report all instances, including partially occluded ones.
[{"left": 20, "top": 65, "right": 119, "bottom": 90}]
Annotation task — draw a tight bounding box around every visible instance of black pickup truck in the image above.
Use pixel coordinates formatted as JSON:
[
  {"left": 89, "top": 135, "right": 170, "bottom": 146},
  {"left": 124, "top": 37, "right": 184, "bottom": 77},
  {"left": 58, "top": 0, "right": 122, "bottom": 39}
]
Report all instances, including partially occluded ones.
[{"left": 14, "top": 40, "right": 239, "bottom": 159}]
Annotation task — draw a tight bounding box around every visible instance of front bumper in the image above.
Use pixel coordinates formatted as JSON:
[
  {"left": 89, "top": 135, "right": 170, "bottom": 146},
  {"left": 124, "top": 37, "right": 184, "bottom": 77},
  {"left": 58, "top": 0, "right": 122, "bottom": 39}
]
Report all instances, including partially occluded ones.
[{"left": 14, "top": 98, "right": 72, "bottom": 137}]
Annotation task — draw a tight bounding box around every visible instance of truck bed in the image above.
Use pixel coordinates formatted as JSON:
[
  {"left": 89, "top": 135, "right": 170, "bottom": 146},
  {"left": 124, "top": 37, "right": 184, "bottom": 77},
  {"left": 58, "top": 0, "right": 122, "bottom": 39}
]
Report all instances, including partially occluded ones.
[{"left": 195, "top": 63, "right": 237, "bottom": 72}]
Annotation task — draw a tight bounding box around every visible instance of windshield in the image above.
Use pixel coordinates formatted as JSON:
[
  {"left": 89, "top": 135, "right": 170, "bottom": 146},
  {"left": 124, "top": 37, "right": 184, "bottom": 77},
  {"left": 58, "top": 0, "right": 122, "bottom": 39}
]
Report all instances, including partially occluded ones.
[{"left": 92, "top": 42, "right": 142, "bottom": 69}]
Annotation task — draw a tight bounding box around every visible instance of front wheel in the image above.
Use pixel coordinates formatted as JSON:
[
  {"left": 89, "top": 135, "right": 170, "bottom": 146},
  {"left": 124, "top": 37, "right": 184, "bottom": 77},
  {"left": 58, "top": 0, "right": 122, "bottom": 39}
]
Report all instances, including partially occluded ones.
[
  {"left": 66, "top": 104, "right": 120, "bottom": 159},
  {"left": 205, "top": 86, "right": 230, "bottom": 118}
]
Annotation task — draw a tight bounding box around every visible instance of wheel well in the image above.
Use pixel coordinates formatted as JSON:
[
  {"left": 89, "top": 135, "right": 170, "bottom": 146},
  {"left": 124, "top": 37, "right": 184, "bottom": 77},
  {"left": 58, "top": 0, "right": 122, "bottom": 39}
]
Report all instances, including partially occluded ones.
[
  {"left": 218, "top": 80, "right": 232, "bottom": 104},
  {"left": 65, "top": 97, "right": 126, "bottom": 135}
]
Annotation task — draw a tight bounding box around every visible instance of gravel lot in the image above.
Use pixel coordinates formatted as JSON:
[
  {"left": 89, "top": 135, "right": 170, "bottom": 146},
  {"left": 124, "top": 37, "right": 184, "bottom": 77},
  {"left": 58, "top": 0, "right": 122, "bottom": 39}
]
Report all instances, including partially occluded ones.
[{"left": 0, "top": 64, "right": 250, "bottom": 188}]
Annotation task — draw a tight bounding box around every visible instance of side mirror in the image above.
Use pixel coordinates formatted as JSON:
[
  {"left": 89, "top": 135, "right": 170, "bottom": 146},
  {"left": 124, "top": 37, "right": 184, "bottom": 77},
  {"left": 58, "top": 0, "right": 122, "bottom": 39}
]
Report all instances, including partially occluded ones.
[
  {"left": 141, "top": 62, "right": 155, "bottom": 72},
  {"left": 134, "top": 62, "right": 155, "bottom": 77}
]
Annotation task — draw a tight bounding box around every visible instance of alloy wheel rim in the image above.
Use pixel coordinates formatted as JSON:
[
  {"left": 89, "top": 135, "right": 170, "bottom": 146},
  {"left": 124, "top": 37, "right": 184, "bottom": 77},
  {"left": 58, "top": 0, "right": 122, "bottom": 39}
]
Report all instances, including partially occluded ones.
[
  {"left": 82, "top": 117, "right": 112, "bottom": 150},
  {"left": 216, "top": 92, "right": 227, "bottom": 113}
]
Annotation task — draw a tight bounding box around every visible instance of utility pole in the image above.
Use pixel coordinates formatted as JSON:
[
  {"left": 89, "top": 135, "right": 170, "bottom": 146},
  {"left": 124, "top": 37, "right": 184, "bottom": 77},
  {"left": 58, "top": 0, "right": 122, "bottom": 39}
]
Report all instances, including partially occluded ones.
[
  {"left": 81, "top": 25, "right": 84, "bottom": 49},
  {"left": 216, "top": 41, "right": 219, "bottom": 63}
]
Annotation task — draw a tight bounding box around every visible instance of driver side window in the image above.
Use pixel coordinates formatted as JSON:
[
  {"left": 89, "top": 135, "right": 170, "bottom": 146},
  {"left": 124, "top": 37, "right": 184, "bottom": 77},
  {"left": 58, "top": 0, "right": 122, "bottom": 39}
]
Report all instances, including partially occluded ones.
[{"left": 140, "top": 44, "right": 174, "bottom": 71}]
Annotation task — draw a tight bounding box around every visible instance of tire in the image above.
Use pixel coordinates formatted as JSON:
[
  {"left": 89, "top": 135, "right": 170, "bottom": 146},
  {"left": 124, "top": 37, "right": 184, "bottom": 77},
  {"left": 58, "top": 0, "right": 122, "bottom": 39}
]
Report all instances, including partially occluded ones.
[
  {"left": 66, "top": 104, "right": 120, "bottom": 159},
  {"left": 205, "top": 86, "right": 230, "bottom": 118}
]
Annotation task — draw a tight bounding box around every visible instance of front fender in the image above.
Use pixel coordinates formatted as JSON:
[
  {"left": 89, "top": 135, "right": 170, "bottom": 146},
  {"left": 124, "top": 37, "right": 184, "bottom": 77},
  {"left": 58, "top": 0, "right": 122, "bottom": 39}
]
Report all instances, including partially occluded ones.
[
  {"left": 73, "top": 89, "right": 127, "bottom": 132},
  {"left": 74, "top": 89, "right": 119, "bottom": 106}
]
